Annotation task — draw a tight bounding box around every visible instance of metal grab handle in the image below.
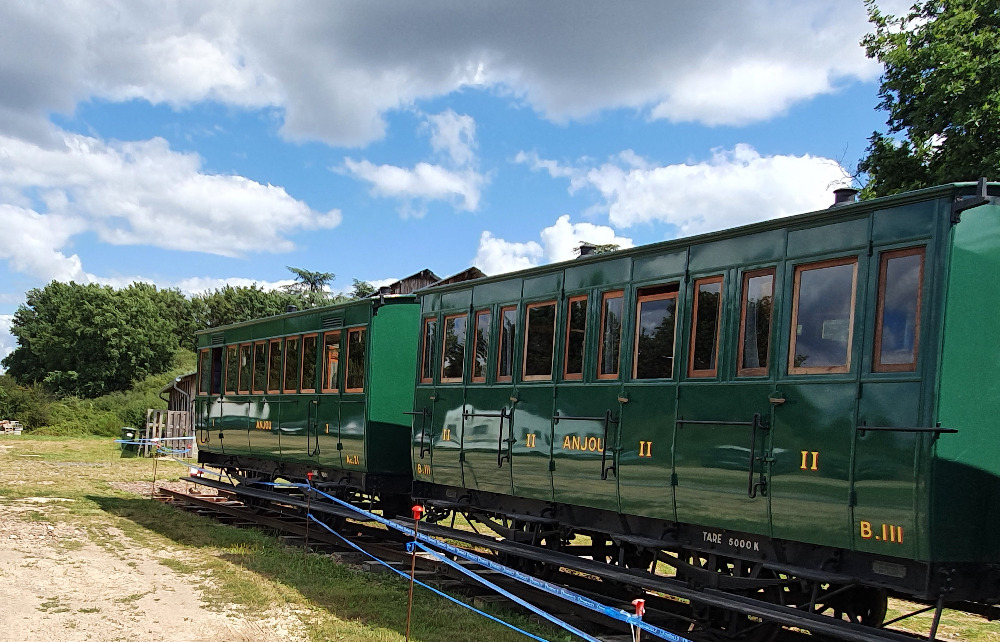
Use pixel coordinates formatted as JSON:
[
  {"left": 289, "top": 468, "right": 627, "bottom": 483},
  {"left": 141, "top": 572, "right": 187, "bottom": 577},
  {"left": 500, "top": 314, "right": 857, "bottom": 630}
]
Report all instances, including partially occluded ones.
[
  {"left": 405, "top": 409, "right": 431, "bottom": 459},
  {"left": 496, "top": 408, "right": 511, "bottom": 468},
  {"left": 308, "top": 399, "right": 320, "bottom": 457},
  {"left": 601, "top": 410, "right": 620, "bottom": 480},
  {"left": 747, "top": 413, "right": 769, "bottom": 498}
]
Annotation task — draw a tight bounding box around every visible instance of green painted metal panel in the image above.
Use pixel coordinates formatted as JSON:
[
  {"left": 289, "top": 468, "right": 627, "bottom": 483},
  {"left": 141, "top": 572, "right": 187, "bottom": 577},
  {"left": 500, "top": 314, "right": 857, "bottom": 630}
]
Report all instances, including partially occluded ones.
[
  {"left": 218, "top": 399, "right": 251, "bottom": 455},
  {"left": 512, "top": 383, "right": 557, "bottom": 502},
  {"left": 428, "top": 387, "right": 465, "bottom": 487},
  {"left": 935, "top": 201, "right": 1000, "bottom": 562},
  {"left": 616, "top": 384, "right": 677, "bottom": 522},
  {"left": 314, "top": 397, "right": 342, "bottom": 469},
  {"left": 420, "top": 292, "right": 442, "bottom": 313},
  {"left": 522, "top": 272, "right": 562, "bottom": 298},
  {"left": 688, "top": 229, "right": 785, "bottom": 271},
  {"left": 673, "top": 383, "right": 771, "bottom": 535},
  {"left": 344, "top": 302, "right": 373, "bottom": 327},
  {"left": 632, "top": 251, "right": 685, "bottom": 283},
  {"left": 440, "top": 289, "right": 472, "bottom": 311},
  {"left": 367, "top": 304, "right": 420, "bottom": 425},
  {"left": 564, "top": 258, "right": 631, "bottom": 290},
  {"left": 248, "top": 397, "right": 281, "bottom": 460},
  {"left": 411, "top": 388, "right": 435, "bottom": 482},
  {"left": 872, "top": 200, "right": 941, "bottom": 244},
  {"left": 461, "top": 387, "right": 514, "bottom": 495},
  {"left": 550, "top": 383, "right": 619, "bottom": 511},
  {"left": 275, "top": 397, "right": 310, "bottom": 464},
  {"left": 768, "top": 381, "right": 856, "bottom": 548},
  {"left": 472, "top": 278, "right": 522, "bottom": 306},
  {"left": 339, "top": 397, "right": 367, "bottom": 471},
  {"left": 854, "top": 381, "right": 924, "bottom": 560},
  {"left": 786, "top": 218, "right": 868, "bottom": 258}
]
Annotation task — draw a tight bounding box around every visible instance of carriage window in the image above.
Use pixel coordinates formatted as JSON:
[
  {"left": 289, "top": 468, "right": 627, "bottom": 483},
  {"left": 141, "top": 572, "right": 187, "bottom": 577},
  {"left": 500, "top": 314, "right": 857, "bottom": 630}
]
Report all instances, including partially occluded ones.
[
  {"left": 198, "top": 349, "right": 211, "bottom": 395},
  {"left": 523, "top": 302, "right": 556, "bottom": 380},
  {"left": 224, "top": 345, "right": 238, "bottom": 395},
  {"left": 283, "top": 337, "right": 300, "bottom": 393},
  {"left": 420, "top": 318, "right": 436, "bottom": 384},
  {"left": 238, "top": 343, "right": 252, "bottom": 394},
  {"left": 472, "top": 310, "right": 491, "bottom": 382},
  {"left": 564, "top": 296, "right": 587, "bottom": 380},
  {"left": 689, "top": 277, "right": 723, "bottom": 377},
  {"left": 598, "top": 291, "right": 624, "bottom": 379},
  {"left": 322, "top": 331, "right": 341, "bottom": 392},
  {"left": 301, "top": 334, "right": 317, "bottom": 393},
  {"left": 441, "top": 314, "right": 467, "bottom": 383},
  {"left": 737, "top": 270, "right": 775, "bottom": 377},
  {"left": 497, "top": 306, "right": 517, "bottom": 382},
  {"left": 634, "top": 285, "right": 678, "bottom": 379},
  {"left": 252, "top": 341, "right": 266, "bottom": 393},
  {"left": 267, "top": 339, "right": 283, "bottom": 393},
  {"left": 345, "top": 328, "right": 366, "bottom": 392},
  {"left": 789, "top": 258, "right": 858, "bottom": 374},
  {"left": 874, "top": 247, "right": 924, "bottom": 372}
]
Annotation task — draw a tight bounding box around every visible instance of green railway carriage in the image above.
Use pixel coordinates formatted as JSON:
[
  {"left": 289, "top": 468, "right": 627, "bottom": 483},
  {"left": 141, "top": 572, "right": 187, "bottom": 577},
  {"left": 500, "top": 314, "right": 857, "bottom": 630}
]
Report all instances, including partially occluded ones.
[
  {"left": 410, "top": 181, "right": 1000, "bottom": 611},
  {"left": 194, "top": 296, "right": 420, "bottom": 498}
]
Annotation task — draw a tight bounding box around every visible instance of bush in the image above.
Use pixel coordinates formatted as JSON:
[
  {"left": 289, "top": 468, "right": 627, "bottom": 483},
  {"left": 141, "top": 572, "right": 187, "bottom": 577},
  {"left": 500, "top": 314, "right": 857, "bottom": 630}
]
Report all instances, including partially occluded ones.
[{"left": 0, "top": 375, "right": 53, "bottom": 429}]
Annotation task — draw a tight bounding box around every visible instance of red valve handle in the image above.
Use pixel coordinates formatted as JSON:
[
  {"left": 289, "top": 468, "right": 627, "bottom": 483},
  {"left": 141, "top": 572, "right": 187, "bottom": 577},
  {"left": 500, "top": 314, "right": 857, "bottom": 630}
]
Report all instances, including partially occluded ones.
[
  {"left": 631, "top": 598, "right": 645, "bottom": 617},
  {"left": 411, "top": 505, "right": 425, "bottom": 520}
]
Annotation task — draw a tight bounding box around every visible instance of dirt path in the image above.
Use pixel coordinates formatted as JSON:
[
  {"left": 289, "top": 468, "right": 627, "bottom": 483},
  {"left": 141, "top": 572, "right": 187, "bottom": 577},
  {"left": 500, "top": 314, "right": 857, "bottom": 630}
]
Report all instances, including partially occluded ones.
[{"left": 0, "top": 497, "right": 305, "bottom": 642}]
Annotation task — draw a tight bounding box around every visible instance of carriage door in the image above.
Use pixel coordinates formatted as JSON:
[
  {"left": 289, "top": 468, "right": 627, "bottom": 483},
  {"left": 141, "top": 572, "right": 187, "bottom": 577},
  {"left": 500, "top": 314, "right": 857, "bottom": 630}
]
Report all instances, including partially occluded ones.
[
  {"left": 674, "top": 274, "right": 772, "bottom": 538},
  {"left": 462, "top": 307, "right": 515, "bottom": 496},
  {"left": 769, "top": 254, "right": 865, "bottom": 550},
  {"left": 412, "top": 317, "right": 438, "bottom": 485},
  {"left": 429, "top": 312, "right": 468, "bottom": 489}
]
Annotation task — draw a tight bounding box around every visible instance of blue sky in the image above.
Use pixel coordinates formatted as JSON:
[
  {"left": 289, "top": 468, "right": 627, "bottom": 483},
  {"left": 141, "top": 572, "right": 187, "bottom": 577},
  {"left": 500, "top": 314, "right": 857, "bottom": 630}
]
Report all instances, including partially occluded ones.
[{"left": 0, "top": 1, "right": 907, "bottom": 364}]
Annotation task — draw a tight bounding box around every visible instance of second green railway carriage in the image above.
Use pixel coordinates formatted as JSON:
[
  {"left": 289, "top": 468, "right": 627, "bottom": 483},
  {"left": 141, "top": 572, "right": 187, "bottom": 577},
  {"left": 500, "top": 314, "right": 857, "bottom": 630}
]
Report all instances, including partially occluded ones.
[
  {"left": 410, "top": 181, "right": 1000, "bottom": 612},
  {"left": 195, "top": 296, "right": 419, "bottom": 496}
]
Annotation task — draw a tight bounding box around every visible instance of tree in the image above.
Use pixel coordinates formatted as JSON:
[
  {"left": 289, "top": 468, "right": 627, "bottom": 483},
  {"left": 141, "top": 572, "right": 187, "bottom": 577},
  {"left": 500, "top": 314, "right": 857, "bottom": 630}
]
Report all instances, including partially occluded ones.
[
  {"left": 190, "top": 284, "right": 306, "bottom": 329},
  {"left": 350, "top": 279, "right": 376, "bottom": 299},
  {"left": 858, "top": 0, "right": 1000, "bottom": 197},
  {"left": 2, "top": 282, "right": 177, "bottom": 397}
]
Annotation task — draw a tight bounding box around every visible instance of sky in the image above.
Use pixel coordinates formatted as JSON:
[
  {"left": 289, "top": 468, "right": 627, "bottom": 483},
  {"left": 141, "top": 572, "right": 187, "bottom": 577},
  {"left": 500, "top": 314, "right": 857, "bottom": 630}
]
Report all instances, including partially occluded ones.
[{"left": 0, "top": 0, "right": 910, "bottom": 365}]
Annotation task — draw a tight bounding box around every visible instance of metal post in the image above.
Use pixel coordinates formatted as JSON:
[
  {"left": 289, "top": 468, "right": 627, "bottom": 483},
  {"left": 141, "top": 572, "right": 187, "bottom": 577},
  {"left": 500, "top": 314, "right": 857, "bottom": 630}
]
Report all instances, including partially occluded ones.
[
  {"left": 304, "top": 472, "right": 314, "bottom": 558},
  {"left": 631, "top": 598, "right": 645, "bottom": 642},
  {"left": 405, "top": 504, "right": 425, "bottom": 642},
  {"left": 149, "top": 453, "right": 158, "bottom": 500},
  {"left": 928, "top": 594, "right": 945, "bottom": 641}
]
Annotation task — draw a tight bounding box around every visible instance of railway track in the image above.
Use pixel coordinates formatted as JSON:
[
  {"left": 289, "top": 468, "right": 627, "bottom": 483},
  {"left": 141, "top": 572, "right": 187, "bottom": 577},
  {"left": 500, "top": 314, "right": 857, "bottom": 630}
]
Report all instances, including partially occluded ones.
[{"left": 154, "top": 480, "right": 937, "bottom": 642}]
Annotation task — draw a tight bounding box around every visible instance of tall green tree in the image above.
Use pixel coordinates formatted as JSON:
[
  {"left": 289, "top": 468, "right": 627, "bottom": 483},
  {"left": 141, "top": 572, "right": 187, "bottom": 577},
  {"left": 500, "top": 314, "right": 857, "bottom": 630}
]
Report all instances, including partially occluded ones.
[
  {"left": 190, "top": 284, "right": 306, "bottom": 329},
  {"left": 2, "top": 282, "right": 177, "bottom": 397},
  {"left": 349, "top": 279, "right": 376, "bottom": 299},
  {"left": 859, "top": 0, "right": 1000, "bottom": 197}
]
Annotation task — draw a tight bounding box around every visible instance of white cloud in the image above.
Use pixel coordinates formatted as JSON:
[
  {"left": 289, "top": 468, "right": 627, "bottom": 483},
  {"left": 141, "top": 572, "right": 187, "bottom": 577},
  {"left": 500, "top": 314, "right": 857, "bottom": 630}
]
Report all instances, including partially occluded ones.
[
  {"left": 519, "top": 144, "right": 850, "bottom": 237},
  {"left": 473, "top": 216, "right": 633, "bottom": 276},
  {"left": 343, "top": 159, "right": 483, "bottom": 213},
  {"left": 0, "top": 133, "right": 341, "bottom": 278},
  {"left": 473, "top": 231, "right": 543, "bottom": 276},
  {"left": 0, "top": 2, "right": 896, "bottom": 146},
  {"left": 342, "top": 110, "right": 485, "bottom": 214}
]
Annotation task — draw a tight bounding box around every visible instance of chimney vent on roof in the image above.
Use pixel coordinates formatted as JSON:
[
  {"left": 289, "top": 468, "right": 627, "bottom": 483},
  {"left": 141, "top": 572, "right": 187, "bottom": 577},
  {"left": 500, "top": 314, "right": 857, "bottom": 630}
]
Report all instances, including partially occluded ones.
[
  {"left": 578, "top": 242, "right": 597, "bottom": 257},
  {"left": 286, "top": 305, "right": 298, "bottom": 313},
  {"left": 378, "top": 286, "right": 391, "bottom": 297},
  {"left": 831, "top": 187, "right": 859, "bottom": 207}
]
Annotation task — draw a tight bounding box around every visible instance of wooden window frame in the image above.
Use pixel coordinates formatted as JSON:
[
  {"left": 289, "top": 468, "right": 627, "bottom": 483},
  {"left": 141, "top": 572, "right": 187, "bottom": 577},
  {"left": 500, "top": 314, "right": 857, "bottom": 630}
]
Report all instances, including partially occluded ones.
[
  {"left": 283, "top": 336, "right": 301, "bottom": 394},
  {"left": 688, "top": 276, "right": 724, "bottom": 378},
  {"left": 266, "top": 338, "right": 283, "bottom": 394},
  {"left": 237, "top": 343, "right": 252, "bottom": 394},
  {"left": 472, "top": 310, "right": 491, "bottom": 383},
  {"left": 598, "top": 290, "right": 624, "bottom": 380},
  {"left": 300, "top": 333, "right": 318, "bottom": 393},
  {"left": 563, "top": 295, "right": 587, "bottom": 381},
  {"left": 251, "top": 341, "right": 267, "bottom": 394},
  {"left": 736, "top": 269, "right": 776, "bottom": 377},
  {"left": 521, "top": 300, "right": 557, "bottom": 382},
  {"left": 420, "top": 317, "right": 436, "bottom": 384},
  {"left": 632, "top": 291, "right": 679, "bottom": 380},
  {"left": 440, "top": 313, "right": 468, "bottom": 384},
  {"left": 873, "top": 247, "right": 924, "bottom": 373},
  {"left": 197, "top": 349, "right": 211, "bottom": 396},
  {"left": 496, "top": 305, "right": 517, "bottom": 383},
  {"left": 224, "top": 345, "right": 238, "bottom": 395},
  {"left": 321, "top": 331, "right": 341, "bottom": 393},
  {"left": 788, "top": 257, "right": 858, "bottom": 375},
  {"left": 345, "top": 327, "right": 366, "bottom": 393}
]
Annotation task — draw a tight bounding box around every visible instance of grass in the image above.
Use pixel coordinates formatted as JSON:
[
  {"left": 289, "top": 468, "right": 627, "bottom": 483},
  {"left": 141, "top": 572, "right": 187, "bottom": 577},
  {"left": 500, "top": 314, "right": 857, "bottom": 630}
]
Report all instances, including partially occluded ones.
[{"left": 0, "top": 435, "right": 571, "bottom": 641}]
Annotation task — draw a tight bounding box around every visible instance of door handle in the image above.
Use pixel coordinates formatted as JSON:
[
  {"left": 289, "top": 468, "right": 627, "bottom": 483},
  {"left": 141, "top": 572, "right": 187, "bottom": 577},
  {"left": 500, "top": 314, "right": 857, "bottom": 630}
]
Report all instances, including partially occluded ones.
[{"left": 747, "top": 413, "right": 769, "bottom": 498}]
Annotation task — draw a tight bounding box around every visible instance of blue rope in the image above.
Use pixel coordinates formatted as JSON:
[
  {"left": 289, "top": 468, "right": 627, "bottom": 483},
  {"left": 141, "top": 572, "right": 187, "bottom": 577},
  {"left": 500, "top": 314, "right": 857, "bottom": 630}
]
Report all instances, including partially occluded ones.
[
  {"left": 262, "top": 482, "right": 692, "bottom": 642},
  {"left": 305, "top": 512, "right": 553, "bottom": 641}
]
